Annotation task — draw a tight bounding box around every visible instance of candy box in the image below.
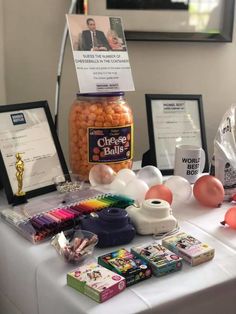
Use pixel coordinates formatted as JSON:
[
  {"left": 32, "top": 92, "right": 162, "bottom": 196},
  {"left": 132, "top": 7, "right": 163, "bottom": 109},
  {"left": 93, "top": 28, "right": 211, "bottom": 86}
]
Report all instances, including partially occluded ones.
[
  {"left": 131, "top": 242, "right": 183, "bottom": 276},
  {"left": 162, "top": 232, "right": 215, "bottom": 266},
  {"left": 98, "top": 248, "right": 152, "bottom": 286},
  {"left": 67, "top": 262, "right": 126, "bottom": 303}
]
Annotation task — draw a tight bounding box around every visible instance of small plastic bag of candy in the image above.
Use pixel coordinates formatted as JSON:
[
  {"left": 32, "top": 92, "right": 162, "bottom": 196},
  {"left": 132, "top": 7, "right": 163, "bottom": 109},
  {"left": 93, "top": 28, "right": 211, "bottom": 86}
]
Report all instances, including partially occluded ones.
[{"left": 51, "top": 229, "right": 98, "bottom": 264}]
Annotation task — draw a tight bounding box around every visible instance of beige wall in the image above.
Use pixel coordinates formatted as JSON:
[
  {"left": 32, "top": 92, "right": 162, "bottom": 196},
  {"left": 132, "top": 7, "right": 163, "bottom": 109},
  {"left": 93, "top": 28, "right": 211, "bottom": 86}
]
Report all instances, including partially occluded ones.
[
  {"left": 2, "top": 0, "right": 236, "bottom": 167},
  {"left": 0, "top": 0, "right": 6, "bottom": 103}
]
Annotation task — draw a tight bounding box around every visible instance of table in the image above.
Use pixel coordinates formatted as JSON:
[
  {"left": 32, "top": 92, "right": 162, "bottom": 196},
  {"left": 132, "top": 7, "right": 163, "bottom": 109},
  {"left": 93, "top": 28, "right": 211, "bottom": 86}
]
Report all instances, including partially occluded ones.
[{"left": 1, "top": 190, "right": 236, "bottom": 314}]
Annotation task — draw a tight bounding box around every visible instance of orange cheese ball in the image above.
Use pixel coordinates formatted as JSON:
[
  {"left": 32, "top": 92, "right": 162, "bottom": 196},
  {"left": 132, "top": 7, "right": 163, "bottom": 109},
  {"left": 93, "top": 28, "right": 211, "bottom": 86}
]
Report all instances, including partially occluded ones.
[{"left": 69, "top": 94, "right": 133, "bottom": 181}]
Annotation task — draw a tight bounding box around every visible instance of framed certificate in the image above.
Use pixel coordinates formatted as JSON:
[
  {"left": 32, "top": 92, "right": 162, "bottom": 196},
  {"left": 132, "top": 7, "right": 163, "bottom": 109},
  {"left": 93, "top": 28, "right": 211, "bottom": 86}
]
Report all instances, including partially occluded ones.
[
  {"left": 0, "top": 101, "right": 69, "bottom": 204},
  {"left": 144, "top": 94, "right": 209, "bottom": 175}
]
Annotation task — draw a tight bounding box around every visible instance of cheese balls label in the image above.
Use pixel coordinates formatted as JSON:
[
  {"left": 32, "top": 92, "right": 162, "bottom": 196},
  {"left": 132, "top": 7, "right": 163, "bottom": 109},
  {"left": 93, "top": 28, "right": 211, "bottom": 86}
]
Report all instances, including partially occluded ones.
[{"left": 88, "top": 125, "right": 133, "bottom": 163}]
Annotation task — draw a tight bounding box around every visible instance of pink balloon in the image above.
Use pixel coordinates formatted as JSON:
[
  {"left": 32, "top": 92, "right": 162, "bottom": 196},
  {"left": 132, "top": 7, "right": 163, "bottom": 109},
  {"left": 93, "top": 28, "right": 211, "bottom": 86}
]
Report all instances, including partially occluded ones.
[
  {"left": 193, "top": 175, "right": 224, "bottom": 207},
  {"left": 89, "top": 164, "right": 116, "bottom": 186},
  {"left": 221, "top": 207, "right": 236, "bottom": 229},
  {"left": 145, "top": 184, "right": 173, "bottom": 205}
]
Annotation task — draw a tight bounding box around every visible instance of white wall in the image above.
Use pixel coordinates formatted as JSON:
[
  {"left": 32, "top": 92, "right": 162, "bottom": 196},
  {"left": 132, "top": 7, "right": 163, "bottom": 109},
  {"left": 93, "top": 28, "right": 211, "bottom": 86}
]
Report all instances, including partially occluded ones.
[
  {"left": 2, "top": 0, "right": 236, "bottom": 166},
  {"left": 0, "top": 0, "right": 6, "bottom": 103}
]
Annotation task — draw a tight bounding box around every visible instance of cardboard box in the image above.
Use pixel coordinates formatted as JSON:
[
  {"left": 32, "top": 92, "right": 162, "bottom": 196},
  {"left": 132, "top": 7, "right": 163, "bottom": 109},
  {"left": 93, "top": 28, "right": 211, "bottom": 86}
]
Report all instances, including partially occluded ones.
[
  {"left": 131, "top": 242, "right": 182, "bottom": 276},
  {"left": 162, "top": 232, "right": 214, "bottom": 266},
  {"left": 67, "top": 262, "right": 126, "bottom": 303},
  {"left": 98, "top": 248, "right": 152, "bottom": 286}
]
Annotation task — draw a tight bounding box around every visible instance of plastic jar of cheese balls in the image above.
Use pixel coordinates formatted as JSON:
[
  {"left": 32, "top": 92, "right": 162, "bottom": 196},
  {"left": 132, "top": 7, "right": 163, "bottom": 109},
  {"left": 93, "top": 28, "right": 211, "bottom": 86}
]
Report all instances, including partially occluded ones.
[{"left": 69, "top": 92, "right": 133, "bottom": 180}]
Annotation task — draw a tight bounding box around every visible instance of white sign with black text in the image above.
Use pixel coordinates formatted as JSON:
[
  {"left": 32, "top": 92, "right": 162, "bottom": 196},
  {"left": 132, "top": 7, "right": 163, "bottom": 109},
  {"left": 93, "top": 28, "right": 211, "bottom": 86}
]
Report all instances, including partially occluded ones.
[{"left": 66, "top": 14, "right": 135, "bottom": 93}]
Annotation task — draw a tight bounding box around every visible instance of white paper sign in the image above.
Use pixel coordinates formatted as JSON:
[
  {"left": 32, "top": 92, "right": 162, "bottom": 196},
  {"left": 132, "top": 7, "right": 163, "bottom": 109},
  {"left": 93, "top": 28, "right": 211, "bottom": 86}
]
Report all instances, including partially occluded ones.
[
  {"left": 66, "top": 14, "right": 135, "bottom": 93},
  {"left": 151, "top": 100, "right": 202, "bottom": 170}
]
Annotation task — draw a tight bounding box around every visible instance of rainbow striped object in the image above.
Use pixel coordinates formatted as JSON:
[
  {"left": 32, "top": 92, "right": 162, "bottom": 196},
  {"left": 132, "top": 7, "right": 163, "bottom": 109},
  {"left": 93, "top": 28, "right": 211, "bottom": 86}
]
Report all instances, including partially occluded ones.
[{"left": 0, "top": 194, "right": 134, "bottom": 244}]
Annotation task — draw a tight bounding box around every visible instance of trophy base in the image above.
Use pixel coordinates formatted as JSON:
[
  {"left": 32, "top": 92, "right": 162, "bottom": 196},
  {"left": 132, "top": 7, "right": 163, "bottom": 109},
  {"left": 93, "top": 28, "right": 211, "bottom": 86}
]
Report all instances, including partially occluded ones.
[{"left": 12, "top": 194, "right": 28, "bottom": 206}]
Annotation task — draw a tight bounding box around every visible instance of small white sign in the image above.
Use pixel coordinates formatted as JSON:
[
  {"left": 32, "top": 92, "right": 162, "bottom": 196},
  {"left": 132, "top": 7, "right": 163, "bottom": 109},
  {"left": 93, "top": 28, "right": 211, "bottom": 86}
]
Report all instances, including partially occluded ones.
[{"left": 66, "top": 14, "right": 135, "bottom": 93}]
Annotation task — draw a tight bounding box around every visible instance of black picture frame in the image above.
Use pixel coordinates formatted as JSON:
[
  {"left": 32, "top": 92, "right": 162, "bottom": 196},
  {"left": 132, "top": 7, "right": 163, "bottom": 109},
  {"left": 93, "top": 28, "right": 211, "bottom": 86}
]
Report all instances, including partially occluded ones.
[
  {"left": 106, "top": 0, "right": 189, "bottom": 11},
  {"left": 0, "top": 101, "right": 69, "bottom": 204},
  {"left": 87, "top": 0, "right": 235, "bottom": 42},
  {"left": 144, "top": 94, "right": 209, "bottom": 175}
]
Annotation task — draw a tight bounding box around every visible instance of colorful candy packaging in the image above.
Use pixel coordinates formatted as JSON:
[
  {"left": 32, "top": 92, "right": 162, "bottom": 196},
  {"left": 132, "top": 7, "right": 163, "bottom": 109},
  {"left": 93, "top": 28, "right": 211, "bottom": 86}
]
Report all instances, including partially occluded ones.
[
  {"left": 67, "top": 262, "right": 126, "bottom": 303},
  {"left": 98, "top": 248, "right": 152, "bottom": 286},
  {"left": 131, "top": 242, "right": 182, "bottom": 276},
  {"left": 162, "top": 232, "right": 214, "bottom": 266}
]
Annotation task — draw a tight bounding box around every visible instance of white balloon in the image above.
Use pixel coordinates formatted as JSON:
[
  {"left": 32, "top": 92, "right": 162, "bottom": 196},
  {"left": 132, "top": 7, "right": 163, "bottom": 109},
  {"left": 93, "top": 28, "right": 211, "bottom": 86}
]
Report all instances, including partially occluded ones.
[
  {"left": 109, "top": 178, "right": 126, "bottom": 193},
  {"left": 123, "top": 178, "right": 149, "bottom": 203},
  {"left": 116, "top": 168, "right": 136, "bottom": 184},
  {"left": 137, "top": 166, "right": 163, "bottom": 187},
  {"left": 164, "top": 176, "right": 192, "bottom": 203}
]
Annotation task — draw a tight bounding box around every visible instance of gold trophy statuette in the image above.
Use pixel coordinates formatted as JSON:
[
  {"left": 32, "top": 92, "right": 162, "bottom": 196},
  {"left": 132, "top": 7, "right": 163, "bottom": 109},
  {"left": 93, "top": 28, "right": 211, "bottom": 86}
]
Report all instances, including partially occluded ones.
[{"left": 13, "top": 153, "right": 27, "bottom": 205}]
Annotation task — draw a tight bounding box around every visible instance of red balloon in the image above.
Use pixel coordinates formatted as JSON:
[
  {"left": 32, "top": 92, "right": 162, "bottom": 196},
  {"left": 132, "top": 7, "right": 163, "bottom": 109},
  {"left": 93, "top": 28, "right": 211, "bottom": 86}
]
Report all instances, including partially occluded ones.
[
  {"left": 193, "top": 175, "right": 224, "bottom": 207},
  {"left": 145, "top": 184, "right": 173, "bottom": 205},
  {"left": 221, "top": 207, "right": 236, "bottom": 229},
  {"left": 231, "top": 194, "right": 236, "bottom": 202}
]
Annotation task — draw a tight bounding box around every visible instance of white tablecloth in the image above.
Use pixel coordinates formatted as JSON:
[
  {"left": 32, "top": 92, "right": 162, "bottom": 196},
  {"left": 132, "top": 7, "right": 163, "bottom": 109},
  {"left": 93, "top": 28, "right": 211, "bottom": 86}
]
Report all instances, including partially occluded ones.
[{"left": 1, "top": 191, "right": 236, "bottom": 314}]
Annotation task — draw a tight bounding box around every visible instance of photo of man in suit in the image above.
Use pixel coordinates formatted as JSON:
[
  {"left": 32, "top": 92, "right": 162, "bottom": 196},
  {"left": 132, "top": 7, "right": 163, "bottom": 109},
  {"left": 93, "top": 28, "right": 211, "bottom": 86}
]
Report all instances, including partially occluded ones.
[{"left": 81, "top": 18, "right": 111, "bottom": 51}]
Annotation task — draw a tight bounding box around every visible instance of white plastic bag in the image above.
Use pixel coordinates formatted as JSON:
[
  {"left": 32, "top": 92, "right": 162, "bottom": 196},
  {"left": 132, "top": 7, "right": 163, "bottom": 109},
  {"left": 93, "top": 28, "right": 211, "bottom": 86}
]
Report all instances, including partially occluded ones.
[{"left": 214, "top": 104, "right": 236, "bottom": 200}]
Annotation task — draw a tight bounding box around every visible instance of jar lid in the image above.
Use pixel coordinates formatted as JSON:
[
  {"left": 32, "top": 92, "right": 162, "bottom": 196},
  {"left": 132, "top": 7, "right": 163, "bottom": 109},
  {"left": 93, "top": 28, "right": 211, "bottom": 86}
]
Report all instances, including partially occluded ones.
[{"left": 76, "top": 92, "right": 124, "bottom": 97}]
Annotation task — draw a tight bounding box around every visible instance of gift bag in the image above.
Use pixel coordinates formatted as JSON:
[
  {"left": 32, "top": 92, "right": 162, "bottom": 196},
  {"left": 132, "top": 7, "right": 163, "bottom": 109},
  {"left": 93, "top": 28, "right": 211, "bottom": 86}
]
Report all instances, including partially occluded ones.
[{"left": 214, "top": 104, "right": 236, "bottom": 200}]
